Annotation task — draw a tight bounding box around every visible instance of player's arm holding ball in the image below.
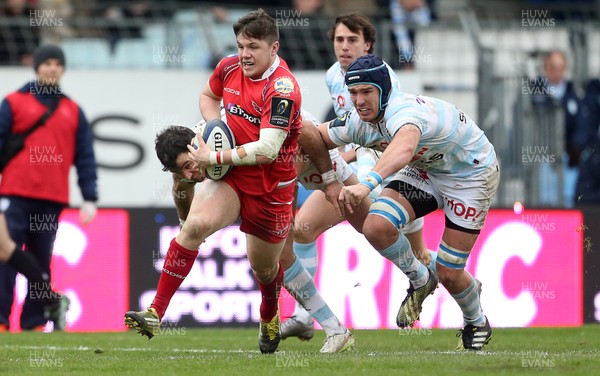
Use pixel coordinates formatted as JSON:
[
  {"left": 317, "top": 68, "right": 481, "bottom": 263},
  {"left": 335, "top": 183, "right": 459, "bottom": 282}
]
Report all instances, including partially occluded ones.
[
  {"left": 192, "top": 83, "right": 288, "bottom": 167},
  {"left": 199, "top": 82, "right": 222, "bottom": 123}
]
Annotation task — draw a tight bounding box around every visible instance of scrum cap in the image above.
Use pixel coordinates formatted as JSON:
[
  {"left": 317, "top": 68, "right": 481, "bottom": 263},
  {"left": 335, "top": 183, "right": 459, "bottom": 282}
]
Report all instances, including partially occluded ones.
[{"left": 345, "top": 55, "right": 392, "bottom": 112}]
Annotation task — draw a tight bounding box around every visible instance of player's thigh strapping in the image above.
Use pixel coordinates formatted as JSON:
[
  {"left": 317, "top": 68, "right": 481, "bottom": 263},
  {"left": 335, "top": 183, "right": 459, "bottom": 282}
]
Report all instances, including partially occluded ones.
[
  {"left": 369, "top": 166, "right": 438, "bottom": 230},
  {"left": 357, "top": 148, "right": 425, "bottom": 235}
]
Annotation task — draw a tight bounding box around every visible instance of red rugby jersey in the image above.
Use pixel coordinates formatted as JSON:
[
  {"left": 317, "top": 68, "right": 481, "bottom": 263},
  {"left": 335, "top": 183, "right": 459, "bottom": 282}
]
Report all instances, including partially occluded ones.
[{"left": 208, "top": 55, "right": 302, "bottom": 195}]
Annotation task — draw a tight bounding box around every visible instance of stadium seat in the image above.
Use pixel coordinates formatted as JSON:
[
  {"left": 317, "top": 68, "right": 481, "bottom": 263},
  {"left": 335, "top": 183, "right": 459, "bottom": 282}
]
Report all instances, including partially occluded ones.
[
  {"left": 61, "top": 38, "right": 112, "bottom": 69},
  {"left": 172, "top": 9, "right": 212, "bottom": 69},
  {"left": 143, "top": 23, "right": 168, "bottom": 46},
  {"left": 112, "top": 39, "right": 164, "bottom": 69},
  {"left": 415, "top": 28, "right": 476, "bottom": 89}
]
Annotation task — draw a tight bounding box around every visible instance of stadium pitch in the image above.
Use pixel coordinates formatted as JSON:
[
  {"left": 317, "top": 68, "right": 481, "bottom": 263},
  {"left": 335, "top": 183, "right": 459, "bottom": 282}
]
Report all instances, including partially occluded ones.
[{"left": 2, "top": 326, "right": 598, "bottom": 375}]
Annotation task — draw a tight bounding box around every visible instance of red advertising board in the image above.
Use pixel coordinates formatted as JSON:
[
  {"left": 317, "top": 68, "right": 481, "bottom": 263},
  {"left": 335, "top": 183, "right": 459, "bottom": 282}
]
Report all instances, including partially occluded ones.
[
  {"left": 9, "top": 209, "right": 129, "bottom": 332},
  {"left": 131, "top": 209, "right": 583, "bottom": 329},
  {"left": 9, "top": 208, "right": 580, "bottom": 331},
  {"left": 280, "top": 209, "right": 584, "bottom": 328}
]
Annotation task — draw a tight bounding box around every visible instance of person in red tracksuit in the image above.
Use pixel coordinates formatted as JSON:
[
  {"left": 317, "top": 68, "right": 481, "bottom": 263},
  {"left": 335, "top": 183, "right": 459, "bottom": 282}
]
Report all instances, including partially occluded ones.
[
  {"left": 124, "top": 9, "right": 342, "bottom": 353},
  {"left": 0, "top": 44, "right": 98, "bottom": 331}
]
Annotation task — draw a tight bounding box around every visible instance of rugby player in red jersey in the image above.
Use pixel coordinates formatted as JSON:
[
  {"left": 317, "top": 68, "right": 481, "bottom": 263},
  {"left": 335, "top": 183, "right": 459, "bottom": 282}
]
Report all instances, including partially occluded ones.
[{"left": 125, "top": 9, "right": 341, "bottom": 354}]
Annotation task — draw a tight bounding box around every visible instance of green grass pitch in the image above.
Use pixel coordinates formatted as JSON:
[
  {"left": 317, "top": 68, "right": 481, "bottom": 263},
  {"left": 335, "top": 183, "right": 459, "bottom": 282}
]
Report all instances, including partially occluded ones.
[{"left": 2, "top": 326, "right": 599, "bottom": 375}]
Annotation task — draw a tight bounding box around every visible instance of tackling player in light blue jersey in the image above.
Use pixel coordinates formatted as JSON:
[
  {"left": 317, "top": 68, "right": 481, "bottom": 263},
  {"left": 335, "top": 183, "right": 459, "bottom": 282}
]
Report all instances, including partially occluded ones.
[
  {"left": 328, "top": 90, "right": 496, "bottom": 178},
  {"left": 318, "top": 55, "right": 500, "bottom": 351},
  {"left": 282, "top": 13, "right": 434, "bottom": 342}
]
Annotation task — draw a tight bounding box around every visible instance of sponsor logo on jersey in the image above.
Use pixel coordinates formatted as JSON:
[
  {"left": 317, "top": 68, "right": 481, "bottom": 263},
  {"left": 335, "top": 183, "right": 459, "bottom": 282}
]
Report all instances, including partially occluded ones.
[
  {"left": 269, "top": 97, "right": 294, "bottom": 127},
  {"left": 251, "top": 101, "right": 262, "bottom": 114},
  {"left": 274, "top": 77, "right": 295, "bottom": 94},
  {"left": 223, "top": 61, "right": 238, "bottom": 73},
  {"left": 271, "top": 223, "right": 290, "bottom": 237},
  {"left": 226, "top": 103, "right": 261, "bottom": 126},
  {"left": 337, "top": 95, "right": 345, "bottom": 109},
  {"left": 410, "top": 147, "right": 429, "bottom": 163},
  {"left": 445, "top": 198, "right": 480, "bottom": 221},
  {"left": 402, "top": 166, "right": 429, "bottom": 182},
  {"left": 276, "top": 99, "right": 289, "bottom": 115},
  {"left": 224, "top": 87, "right": 240, "bottom": 95}
]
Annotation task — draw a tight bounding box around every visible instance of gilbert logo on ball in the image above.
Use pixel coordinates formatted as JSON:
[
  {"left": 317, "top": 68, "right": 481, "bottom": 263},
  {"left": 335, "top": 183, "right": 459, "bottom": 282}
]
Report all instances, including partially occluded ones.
[{"left": 202, "top": 119, "right": 236, "bottom": 180}]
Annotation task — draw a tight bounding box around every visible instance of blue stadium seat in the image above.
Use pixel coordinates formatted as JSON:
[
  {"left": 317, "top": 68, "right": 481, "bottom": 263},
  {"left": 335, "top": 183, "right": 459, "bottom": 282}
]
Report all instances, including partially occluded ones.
[
  {"left": 173, "top": 9, "right": 212, "bottom": 70},
  {"left": 143, "top": 23, "right": 168, "bottom": 46},
  {"left": 112, "top": 39, "right": 164, "bottom": 69},
  {"left": 62, "top": 38, "right": 112, "bottom": 69}
]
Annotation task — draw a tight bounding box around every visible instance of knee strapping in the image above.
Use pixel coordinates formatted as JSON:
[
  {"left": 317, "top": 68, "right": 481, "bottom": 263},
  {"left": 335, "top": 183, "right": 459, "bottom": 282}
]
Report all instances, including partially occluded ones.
[
  {"left": 437, "top": 241, "right": 470, "bottom": 269},
  {"left": 369, "top": 196, "right": 410, "bottom": 230},
  {"left": 401, "top": 216, "right": 424, "bottom": 234}
]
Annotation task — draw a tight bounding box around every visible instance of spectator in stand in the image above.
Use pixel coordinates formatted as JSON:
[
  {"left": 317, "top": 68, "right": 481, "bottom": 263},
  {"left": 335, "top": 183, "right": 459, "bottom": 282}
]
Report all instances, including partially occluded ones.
[
  {"left": 389, "top": 0, "right": 433, "bottom": 70},
  {"left": 277, "top": 0, "right": 331, "bottom": 70},
  {"left": 574, "top": 77, "right": 600, "bottom": 204},
  {"left": 103, "top": 0, "right": 156, "bottom": 52},
  {"left": 528, "top": 50, "right": 582, "bottom": 207},
  {"left": 0, "top": 0, "right": 39, "bottom": 66},
  {"left": 572, "top": 77, "right": 600, "bottom": 166},
  {"left": 37, "top": 0, "right": 77, "bottom": 45}
]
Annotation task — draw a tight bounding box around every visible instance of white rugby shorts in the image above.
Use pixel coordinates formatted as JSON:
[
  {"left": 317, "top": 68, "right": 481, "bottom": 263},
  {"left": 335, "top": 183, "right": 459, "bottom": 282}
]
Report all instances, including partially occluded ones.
[{"left": 389, "top": 161, "right": 500, "bottom": 230}]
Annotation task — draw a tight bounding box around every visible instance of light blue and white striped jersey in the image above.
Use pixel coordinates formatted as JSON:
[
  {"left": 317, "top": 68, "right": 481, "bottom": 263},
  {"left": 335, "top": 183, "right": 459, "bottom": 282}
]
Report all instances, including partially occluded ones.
[
  {"left": 327, "top": 91, "right": 496, "bottom": 178},
  {"left": 325, "top": 61, "right": 401, "bottom": 118}
]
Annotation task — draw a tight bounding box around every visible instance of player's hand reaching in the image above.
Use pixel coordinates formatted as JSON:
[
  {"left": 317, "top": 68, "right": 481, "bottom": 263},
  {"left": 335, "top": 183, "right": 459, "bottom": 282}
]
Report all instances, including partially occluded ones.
[
  {"left": 339, "top": 184, "right": 371, "bottom": 214},
  {"left": 187, "top": 135, "right": 212, "bottom": 169},
  {"left": 324, "top": 180, "right": 345, "bottom": 217}
]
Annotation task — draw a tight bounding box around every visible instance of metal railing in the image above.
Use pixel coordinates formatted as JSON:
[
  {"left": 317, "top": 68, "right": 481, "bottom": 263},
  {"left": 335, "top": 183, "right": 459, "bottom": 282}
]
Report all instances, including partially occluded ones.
[{"left": 459, "top": 6, "right": 598, "bottom": 207}]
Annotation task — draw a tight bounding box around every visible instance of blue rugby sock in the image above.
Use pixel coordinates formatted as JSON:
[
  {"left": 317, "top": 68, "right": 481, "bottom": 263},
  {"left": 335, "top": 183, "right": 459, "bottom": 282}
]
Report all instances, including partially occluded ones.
[
  {"left": 451, "top": 273, "right": 486, "bottom": 327},
  {"left": 380, "top": 235, "right": 429, "bottom": 288},
  {"left": 290, "top": 241, "right": 317, "bottom": 322},
  {"left": 428, "top": 250, "right": 438, "bottom": 279}
]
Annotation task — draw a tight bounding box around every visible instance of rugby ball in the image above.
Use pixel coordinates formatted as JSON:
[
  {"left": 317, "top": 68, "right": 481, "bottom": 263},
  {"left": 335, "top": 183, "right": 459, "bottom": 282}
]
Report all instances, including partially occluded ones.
[{"left": 201, "top": 119, "right": 236, "bottom": 180}]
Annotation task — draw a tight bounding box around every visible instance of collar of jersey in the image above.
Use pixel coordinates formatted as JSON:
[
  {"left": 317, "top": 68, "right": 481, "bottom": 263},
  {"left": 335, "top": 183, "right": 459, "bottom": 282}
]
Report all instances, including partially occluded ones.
[
  {"left": 250, "top": 56, "right": 281, "bottom": 81},
  {"left": 336, "top": 61, "right": 346, "bottom": 77}
]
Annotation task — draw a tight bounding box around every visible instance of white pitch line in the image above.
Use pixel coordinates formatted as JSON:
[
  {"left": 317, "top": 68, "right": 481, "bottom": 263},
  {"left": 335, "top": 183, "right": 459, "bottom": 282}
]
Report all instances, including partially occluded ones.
[
  {"left": 3, "top": 345, "right": 597, "bottom": 358},
  {"left": 1, "top": 345, "right": 259, "bottom": 354}
]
